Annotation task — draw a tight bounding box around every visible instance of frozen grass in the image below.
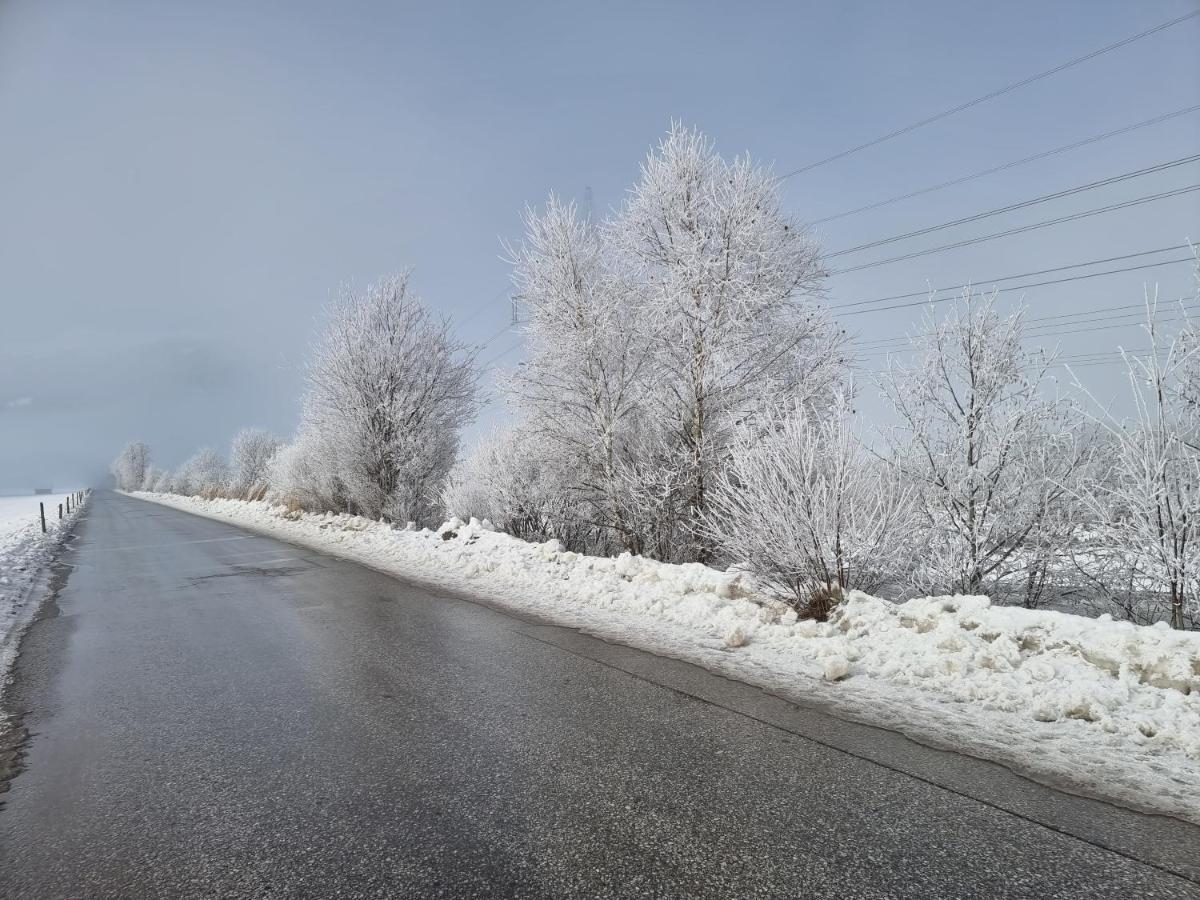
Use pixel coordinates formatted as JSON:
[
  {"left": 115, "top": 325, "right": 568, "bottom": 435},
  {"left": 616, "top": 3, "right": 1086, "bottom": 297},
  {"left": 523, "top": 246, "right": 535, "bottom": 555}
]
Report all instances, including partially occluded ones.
[{"left": 133, "top": 491, "right": 1200, "bottom": 824}]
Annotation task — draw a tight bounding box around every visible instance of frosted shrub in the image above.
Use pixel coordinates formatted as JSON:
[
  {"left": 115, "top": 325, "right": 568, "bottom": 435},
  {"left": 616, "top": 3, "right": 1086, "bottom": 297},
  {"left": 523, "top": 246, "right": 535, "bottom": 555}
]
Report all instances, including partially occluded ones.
[
  {"left": 140, "top": 465, "right": 166, "bottom": 492},
  {"left": 230, "top": 428, "right": 280, "bottom": 499},
  {"left": 704, "top": 397, "right": 915, "bottom": 616},
  {"left": 443, "top": 425, "right": 607, "bottom": 552},
  {"left": 174, "top": 447, "right": 230, "bottom": 498},
  {"left": 150, "top": 468, "right": 174, "bottom": 493},
  {"left": 266, "top": 427, "right": 348, "bottom": 513}
]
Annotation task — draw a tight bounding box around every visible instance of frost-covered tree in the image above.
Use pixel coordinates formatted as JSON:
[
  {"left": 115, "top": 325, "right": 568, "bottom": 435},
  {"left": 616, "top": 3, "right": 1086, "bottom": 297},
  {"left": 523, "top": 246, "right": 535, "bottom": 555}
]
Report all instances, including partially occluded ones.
[
  {"left": 505, "top": 196, "right": 655, "bottom": 553},
  {"left": 880, "top": 291, "right": 1086, "bottom": 604},
  {"left": 1071, "top": 272, "right": 1200, "bottom": 629},
  {"left": 301, "top": 273, "right": 478, "bottom": 524},
  {"left": 506, "top": 125, "right": 846, "bottom": 561},
  {"left": 110, "top": 441, "right": 150, "bottom": 491},
  {"left": 174, "top": 447, "right": 230, "bottom": 497},
  {"left": 230, "top": 428, "right": 280, "bottom": 499},
  {"left": 608, "top": 124, "right": 844, "bottom": 560},
  {"left": 704, "top": 395, "right": 915, "bottom": 616}
]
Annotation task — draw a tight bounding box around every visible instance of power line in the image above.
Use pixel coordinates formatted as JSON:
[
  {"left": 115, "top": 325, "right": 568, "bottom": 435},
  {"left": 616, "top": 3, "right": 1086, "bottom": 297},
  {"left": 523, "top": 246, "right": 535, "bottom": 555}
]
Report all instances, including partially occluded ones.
[
  {"left": 462, "top": 286, "right": 512, "bottom": 330},
  {"left": 831, "top": 184, "right": 1200, "bottom": 275},
  {"left": 838, "top": 255, "right": 1196, "bottom": 316},
  {"left": 853, "top": 345, "right": 1177, "bottom": 373},
  {"left": 860, "top": 306, "right": 1168, "bottom": 349},
  {"left": 873, "top": 306, "right": 1195, "bottom": 350},
  {"left": 809, "top": 105, "right": 1200, "bottom": 224},
  {"left": 459, "top": 288, "right": 515, "bottom": 354},
  {"left": 849, "top": 356, "right": 1131, "bottom": 374},
  {"left": 860, "top": 303, "right": 1198, "bottom": 351},
  {"left": 1059, "top": 358, "right": 1141, "bottom": 369},
  {"left": 859, "top": 297, "right": 1194, "bottom": 359},
  {"left": 1057, "top": 348, "right": 1153, "bottom": 364},
  {"left": 859, "top": 293, "right": 1196, "bottom": 351},
  {"left": 1004, "top": 299, "right": 1191, "bottom": 329},
  {"left": 859, "top": 293, "right": 1199, "bottom": 345},
  {"left": 832, "top": 245, "right": 1189, "bottom": 310},
  {"left": 1023, "top": 305, "right": 1157, "bottom": 329},
  {"left": 856, "top": 309, "right": 1195, "bottom": 359},
  {"left": 778, "top": 10, "right": 1200, "bottom": 179},
  {"left": 1021, "top": 309, "right": 1194, "bottom": 340},
  {"left": 825, "top": 154, "right": 1200, "bottom": 258},
  {"left": 1055, "top": 346, "right": 1178, "bottom": 369},
  {"left": 476, "top": 322, "right": 512, "bottom": 351},
  {"left": 479, "top": 341, "right": 523, "bottom": 371}
]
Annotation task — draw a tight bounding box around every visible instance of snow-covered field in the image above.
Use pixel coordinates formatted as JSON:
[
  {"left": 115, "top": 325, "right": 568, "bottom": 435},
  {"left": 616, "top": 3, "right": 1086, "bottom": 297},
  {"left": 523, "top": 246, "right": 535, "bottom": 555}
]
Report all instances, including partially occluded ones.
[
  {"left": 0, "top": 492, "right": 86, "bottom": 689},
  {"left": 133, "top": 490, "right": 1200, "bottom": 823},
  {"left": 0, "top": 495, "right": 53, "bottom": 536}
]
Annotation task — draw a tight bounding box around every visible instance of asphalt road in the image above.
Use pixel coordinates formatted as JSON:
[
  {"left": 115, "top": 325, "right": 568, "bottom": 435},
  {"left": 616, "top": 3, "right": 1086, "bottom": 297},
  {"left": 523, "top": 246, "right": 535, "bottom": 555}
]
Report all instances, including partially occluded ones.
[{"left": 1, "top": 492, "right": 1197, "bottom": 899}]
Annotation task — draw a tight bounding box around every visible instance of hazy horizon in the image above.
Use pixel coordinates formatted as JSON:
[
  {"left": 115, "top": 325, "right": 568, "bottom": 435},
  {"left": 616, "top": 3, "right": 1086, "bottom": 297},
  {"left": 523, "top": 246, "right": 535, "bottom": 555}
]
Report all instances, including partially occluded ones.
[{"left": 2, "top": 0, "right": 1197, "bottom": 488}]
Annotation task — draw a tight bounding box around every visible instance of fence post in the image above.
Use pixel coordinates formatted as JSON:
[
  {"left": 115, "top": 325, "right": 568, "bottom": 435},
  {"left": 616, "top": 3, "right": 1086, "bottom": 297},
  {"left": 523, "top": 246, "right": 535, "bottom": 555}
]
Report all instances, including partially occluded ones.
[
  {"left": 39, "top": 503, "right": 46, "bottom": 534},
  {"left": 67, "top": 496, "right": 71, "bottom": 514},
  {"left": 58, "top": 503, "right": 62, "bottom": 520}
]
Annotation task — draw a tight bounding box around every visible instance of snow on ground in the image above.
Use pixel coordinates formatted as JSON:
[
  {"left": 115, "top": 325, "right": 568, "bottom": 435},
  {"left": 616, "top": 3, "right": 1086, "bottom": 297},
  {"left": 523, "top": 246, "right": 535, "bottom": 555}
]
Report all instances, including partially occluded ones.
[
  {"left": 133, "top": 491, "right": 1200, "bottom": 823},
  {"left": 0, "top": 495, "right": 54, "bottom": 536},
  {"left": 0, "top": 492, "right": 86, "bottom": 692}
]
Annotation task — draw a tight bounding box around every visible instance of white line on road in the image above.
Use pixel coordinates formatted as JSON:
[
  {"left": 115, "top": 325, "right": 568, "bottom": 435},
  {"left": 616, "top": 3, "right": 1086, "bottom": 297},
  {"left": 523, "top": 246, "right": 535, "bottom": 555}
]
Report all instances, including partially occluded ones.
[{"left": 87, "top": 536, "right": 258, "bottom": 553}]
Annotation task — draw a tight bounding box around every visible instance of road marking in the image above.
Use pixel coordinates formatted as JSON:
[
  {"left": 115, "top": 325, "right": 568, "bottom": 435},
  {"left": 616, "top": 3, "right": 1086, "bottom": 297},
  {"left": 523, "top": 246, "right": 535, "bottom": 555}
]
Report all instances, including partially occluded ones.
[
  {"left": 89, "top": 536, "right": 258, "bottom": 553},
  {"left": 212, "top": 547, "right": 306, "bottom": 561}
]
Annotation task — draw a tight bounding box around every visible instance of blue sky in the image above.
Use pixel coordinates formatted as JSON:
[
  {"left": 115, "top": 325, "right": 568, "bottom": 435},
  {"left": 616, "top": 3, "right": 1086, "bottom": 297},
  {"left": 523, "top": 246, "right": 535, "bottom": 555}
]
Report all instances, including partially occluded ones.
[{"left": 1, "top": 0, "right": 1197, "bottom": 486}]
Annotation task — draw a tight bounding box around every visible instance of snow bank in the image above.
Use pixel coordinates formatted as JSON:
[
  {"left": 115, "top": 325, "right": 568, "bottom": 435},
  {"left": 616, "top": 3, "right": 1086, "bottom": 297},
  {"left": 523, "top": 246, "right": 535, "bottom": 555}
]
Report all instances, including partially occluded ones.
[
  {"left": 132, "top": 492, "right": 1200, "bottom": 823},
  {"left": 0, "top": 493, "right": 87, "bottom": 691}
]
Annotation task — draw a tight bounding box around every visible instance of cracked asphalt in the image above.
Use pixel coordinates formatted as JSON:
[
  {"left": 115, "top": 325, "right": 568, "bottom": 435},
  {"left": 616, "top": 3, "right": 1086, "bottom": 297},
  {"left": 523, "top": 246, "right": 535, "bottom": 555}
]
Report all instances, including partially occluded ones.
[{"left": 1, "top": 491, "right": 1197, "bottom": 898}]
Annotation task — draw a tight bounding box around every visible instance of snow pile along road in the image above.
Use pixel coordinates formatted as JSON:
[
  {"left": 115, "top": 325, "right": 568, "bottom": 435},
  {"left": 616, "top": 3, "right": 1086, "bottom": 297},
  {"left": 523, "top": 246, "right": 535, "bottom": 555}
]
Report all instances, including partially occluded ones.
[
  {"left": 0, "top": 493, "right": 86, "bottom": 687},
  {"left": 132, "top": 491, "right": 1200, "bottom": 823}
]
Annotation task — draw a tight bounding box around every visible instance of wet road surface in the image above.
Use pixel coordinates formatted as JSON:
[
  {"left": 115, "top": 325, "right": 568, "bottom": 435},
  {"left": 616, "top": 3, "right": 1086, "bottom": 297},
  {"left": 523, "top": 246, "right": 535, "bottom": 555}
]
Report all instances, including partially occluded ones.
[{"left": 1, "top": 491, "right": 1198, "bottom": 898}]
